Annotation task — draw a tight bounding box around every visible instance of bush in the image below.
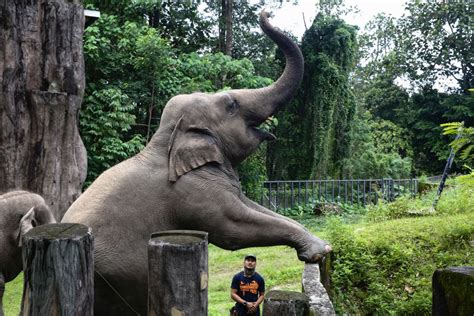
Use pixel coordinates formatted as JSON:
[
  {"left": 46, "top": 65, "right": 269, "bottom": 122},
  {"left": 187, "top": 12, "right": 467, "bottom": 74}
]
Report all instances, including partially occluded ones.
[{"left": 325, "top": 176, "right": 474, "bottom": 315}]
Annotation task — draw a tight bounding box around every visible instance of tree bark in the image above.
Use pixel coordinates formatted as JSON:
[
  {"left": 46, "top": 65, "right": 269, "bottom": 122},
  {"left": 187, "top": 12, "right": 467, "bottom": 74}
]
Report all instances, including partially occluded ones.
[
  {"left": 0, "top": 0, "right": 87, "bottom": 220},
  {"left": 224, "top": 0, "right": 233, "bottom": 56},
  {"left": 148, "top": 230, "right": 208, "bottom": 316},
  {"left": 20, "top": 223, "right": 94, "bottom": 316},
  {"left": 218, "top": 0, "right": 226, "bottom": 54}
]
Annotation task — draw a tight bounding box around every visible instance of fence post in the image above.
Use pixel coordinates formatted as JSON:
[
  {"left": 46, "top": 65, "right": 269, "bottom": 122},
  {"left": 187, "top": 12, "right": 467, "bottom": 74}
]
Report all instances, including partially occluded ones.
[
  {"left": 148, "top": 230, "right": 208, "bottom": 316},
  {"left": 21, "top": 223, "right": 94, "bottom": 315}
]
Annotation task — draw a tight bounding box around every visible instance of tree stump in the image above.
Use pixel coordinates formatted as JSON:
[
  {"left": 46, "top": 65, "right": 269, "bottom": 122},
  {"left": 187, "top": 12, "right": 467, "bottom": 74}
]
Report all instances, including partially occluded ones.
[
  {"left": 148, "top": 230, "right": 208, "bottom": 316},
  {"left": 432, "top": 266, "right": 474, "bottom": 316},
  {"left": 263, "top": 290, "right": 310, "bottom": 316},
  {"left": 0, "top": 0, "right": 87, "bottom": 220},
  {"left": 21, "top": 223, "right": 94, "bottom": 316}
]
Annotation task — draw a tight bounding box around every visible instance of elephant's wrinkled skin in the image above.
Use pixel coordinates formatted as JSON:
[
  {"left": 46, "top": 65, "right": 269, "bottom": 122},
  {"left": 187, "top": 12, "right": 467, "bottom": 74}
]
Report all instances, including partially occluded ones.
[
  {"left": 0, "top": 191, "right": 56, "bottom": 315},
  {"left": 62, "top": 11, "right": 331, "bottom": 315}
]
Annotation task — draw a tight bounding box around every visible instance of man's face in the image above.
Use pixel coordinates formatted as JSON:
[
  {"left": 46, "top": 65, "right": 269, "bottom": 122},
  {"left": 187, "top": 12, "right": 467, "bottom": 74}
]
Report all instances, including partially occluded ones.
[{"left": 244, "top": 258, "right": 257, "bottom": 270}]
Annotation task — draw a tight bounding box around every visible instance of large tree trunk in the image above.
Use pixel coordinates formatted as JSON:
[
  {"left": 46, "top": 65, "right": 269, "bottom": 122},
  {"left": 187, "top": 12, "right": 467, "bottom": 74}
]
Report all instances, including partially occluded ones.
[
  {"left": 224, "top": 0, "right": 233, "bottom": 56},
  {"left": 218, "top": 0, "right": 226, "bottom": 54},
  {"left": 0, "top": 0, "right": 87, "bottom": 220}
]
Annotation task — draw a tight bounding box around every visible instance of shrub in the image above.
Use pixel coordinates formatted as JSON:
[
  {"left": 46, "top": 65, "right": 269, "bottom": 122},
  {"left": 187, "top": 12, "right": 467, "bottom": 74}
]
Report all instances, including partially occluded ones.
[{"left": 326, "top": 201, "right": 473, "bottom": 314}]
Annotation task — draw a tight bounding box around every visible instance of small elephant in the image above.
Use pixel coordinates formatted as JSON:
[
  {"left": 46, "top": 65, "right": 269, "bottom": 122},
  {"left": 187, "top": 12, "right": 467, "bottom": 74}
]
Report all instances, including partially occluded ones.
[
  {"left": 0, "top": 191, "right": 56, "bottom": 315},
  {"left": 62, "top": 10, "right": 331, "bottom": 315}
]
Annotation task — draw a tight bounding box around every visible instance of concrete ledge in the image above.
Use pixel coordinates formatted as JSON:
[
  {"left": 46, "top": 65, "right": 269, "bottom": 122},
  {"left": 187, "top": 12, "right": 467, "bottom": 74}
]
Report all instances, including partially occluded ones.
[{"left": 302, "top": 263, "right": 335, "bottom": 316}]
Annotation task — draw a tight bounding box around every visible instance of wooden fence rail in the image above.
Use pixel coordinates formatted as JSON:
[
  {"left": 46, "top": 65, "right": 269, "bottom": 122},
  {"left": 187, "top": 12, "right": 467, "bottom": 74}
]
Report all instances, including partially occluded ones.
[{"left": 260, "top": 178, "right": 418, "bottom": 211}]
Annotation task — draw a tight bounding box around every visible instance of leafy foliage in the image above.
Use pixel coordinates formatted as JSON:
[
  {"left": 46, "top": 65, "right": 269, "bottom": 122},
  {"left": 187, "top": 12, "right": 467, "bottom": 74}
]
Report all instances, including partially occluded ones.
[
  {"left": 404, "top": 88, "right": 474, "bottom": 173},
  {"left": 342, "top": 109, "right": 412, "bottom": 179},
  {"left": 442, "top": 121, "right": 474, "bottom": 162},
  {"left": 355, "top": 2, "right": 474, "bottom": 175},
  {"left": 79, "top": 88, "right": 145, "bottom": 186},
  {"left": 85, "top": 0, "right": 213, "bottom": 53},
  {"left": 268, "top": 13, "right": 358, "bottom": 180},
  {"left": 397, "top": 1, "right": 473, "bottom": 92},
  {"left": 326, "top": 176, "right": 474, "bottom": 314}
]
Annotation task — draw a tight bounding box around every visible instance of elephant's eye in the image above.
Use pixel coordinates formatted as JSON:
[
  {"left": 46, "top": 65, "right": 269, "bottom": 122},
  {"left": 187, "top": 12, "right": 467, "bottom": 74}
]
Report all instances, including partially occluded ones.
[{"left": 227, "top": 100, "right": 238, "bottom": 115}]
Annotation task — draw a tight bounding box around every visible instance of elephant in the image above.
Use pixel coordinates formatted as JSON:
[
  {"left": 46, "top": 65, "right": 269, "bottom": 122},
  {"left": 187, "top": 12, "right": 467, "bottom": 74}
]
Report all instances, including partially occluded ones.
[
  {"left": 62, "top": 10, "right": 332, "bottom": 315},
  {"left": 0, "top": 191, "right": 56, "bottom": 315}
]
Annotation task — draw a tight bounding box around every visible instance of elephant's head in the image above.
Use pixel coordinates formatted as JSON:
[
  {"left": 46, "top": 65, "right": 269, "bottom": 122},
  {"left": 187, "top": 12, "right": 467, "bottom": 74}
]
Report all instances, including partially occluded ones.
[
  {"left": 13, "top": 203, "right": 56, "bottom": 247},
  {"left": 15, "top": 207, "right": 42, "bottom": 247},
  {"left": 156, "top": 11, "right": 303, "bottom": 181},
  {"left": 0, "top": 191, "right": 56, "bottom": 283},
  {"left": 0, "top": 191, "right": 56, "bottom": 249}
]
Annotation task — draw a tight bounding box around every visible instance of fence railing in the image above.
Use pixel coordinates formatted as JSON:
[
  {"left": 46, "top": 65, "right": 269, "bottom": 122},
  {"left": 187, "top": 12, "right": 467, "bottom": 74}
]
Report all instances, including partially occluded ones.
[{"left": 259, "top": 178, "right": 418, "bottom": 211}]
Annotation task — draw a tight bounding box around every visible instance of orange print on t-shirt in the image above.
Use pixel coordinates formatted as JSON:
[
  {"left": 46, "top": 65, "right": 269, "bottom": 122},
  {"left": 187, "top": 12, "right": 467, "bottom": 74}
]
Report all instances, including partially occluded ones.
[{"left": 240, "top": 280, "right": 259, "bottom": 295}]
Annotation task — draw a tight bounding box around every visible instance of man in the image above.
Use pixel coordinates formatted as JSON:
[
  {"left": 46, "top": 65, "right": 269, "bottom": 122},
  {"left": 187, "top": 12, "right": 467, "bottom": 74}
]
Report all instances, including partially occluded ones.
[{"left": 230, "top": 254, "right": 265, "bottom": 316}]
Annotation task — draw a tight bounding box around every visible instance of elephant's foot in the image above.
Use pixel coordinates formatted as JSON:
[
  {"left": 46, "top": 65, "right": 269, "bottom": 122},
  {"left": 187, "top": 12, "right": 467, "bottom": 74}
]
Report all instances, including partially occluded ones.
[{"left": 297, "top": 237, "right": 332, "bottom": 263}]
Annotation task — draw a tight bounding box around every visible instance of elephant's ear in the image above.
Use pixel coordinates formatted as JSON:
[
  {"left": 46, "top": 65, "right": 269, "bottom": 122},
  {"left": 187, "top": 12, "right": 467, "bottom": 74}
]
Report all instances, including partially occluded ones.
[
  {"left": 16, "top": 207, "right": 37, "bottom": 247},
  {"left": 168, "top": 116, "right": 224, "bottom": 182}
]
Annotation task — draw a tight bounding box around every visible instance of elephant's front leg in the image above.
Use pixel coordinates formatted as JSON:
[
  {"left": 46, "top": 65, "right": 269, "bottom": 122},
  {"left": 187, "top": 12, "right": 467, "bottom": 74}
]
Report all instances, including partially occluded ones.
[
  {"left": 180, "top": 191, "right": 330, "bottom": 262},
  {"left": 0, "top": 273, "right": 5, "bottom": 316},
  {"left": 242, "top": 195, "right": 314, "bottom": 231}
]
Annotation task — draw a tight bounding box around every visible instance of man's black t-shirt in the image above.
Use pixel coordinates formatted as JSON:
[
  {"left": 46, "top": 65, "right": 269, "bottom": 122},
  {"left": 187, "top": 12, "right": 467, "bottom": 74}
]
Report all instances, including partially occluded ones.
[{"left": 231, "top": 271, "right": 265, "bottom": 316}]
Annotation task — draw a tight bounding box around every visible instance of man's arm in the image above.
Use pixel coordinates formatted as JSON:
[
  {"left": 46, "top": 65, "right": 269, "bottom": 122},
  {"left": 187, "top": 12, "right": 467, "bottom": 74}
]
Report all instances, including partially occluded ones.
[
  {"left": 230, "top": 288, "right": 247, "bottom": 305},
  {"left": 256, "top": 291, "right": 265, "bottom": 306}
]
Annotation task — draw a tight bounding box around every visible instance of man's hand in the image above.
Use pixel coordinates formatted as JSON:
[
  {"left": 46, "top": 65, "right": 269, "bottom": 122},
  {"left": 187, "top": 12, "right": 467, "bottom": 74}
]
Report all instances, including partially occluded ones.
[{"left": 247, "top": 302, "right": 258, "bottom": 314}]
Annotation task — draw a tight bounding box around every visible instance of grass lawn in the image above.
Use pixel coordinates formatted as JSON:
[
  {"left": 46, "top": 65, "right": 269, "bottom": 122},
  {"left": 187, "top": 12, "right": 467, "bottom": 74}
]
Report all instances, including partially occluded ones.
[{"left": 3, "top": 274, "right": 22, "bottom": 316}]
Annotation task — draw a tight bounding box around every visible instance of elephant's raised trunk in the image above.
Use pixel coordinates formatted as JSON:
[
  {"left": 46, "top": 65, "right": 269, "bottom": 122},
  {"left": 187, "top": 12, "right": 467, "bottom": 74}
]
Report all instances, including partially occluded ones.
[{"left": 241, "top": 10, "right": 304, "bottom": 124}]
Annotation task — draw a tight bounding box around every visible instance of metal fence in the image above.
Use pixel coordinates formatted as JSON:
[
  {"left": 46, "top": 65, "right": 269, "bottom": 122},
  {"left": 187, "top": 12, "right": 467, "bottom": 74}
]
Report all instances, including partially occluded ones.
[{"left": 259, "top": 178, "right": 419, "bottom": 211}]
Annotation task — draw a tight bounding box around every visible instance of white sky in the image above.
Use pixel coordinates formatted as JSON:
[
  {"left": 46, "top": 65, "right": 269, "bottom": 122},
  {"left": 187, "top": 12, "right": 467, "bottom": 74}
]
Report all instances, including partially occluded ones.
[{"left": 266, "top": 0, "right": 408, "bottom": 38}]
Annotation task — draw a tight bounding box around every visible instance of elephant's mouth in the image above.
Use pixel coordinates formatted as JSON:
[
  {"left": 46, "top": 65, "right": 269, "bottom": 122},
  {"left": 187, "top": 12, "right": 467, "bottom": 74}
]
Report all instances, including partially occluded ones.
[{"left": 251, "top": 126, "right": 276, "bottom": 141}]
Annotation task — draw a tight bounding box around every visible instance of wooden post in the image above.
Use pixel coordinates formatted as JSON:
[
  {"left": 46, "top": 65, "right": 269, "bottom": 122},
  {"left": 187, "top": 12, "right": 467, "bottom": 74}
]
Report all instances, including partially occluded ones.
[
  {"left": 263, "top": 290, "right": 310, "bottom": 316},
  {"left": 148, "top": 230, "right": 208, "bottom": 316},
  {"left": 20, "top": 223, "right": 93, "bottom": 316},
  {"left": 432, "top": 266, "right": 474, "bottom": 315}
]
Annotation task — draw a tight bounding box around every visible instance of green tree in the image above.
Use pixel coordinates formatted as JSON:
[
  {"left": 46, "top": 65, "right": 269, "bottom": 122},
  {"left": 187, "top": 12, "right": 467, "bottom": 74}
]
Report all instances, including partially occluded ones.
[
  {"left": 402, "top": 87, "right": 473, "bottom": 174},
  {"left": 268, "top": 12, "right": 358, "bottom": 180},
  {"left": 342, "top": 109, "right": 412, "bottom": 179},
  {"left": 354, "top": 3, "right": 473, "bottom": 176},
  {"left": 397, "top": 1, "right": 473, "bottom": 92},
  {"left": 80, "top": 88, "right": 145, "bottom": 186},
  {"left": 85, "top": 0, "right": 213, "bottom": 53}
]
